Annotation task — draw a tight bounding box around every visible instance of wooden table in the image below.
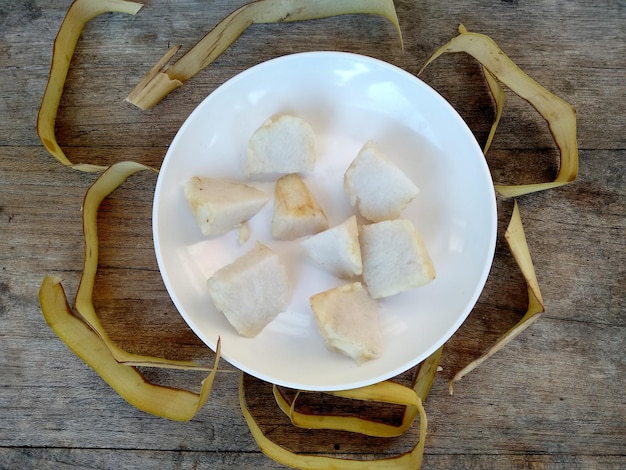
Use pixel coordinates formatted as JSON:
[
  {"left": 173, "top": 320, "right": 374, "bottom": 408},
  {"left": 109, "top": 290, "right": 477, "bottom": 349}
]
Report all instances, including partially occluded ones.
[{"left": 1, "top": 1, "right": 624, "bottom": 468}]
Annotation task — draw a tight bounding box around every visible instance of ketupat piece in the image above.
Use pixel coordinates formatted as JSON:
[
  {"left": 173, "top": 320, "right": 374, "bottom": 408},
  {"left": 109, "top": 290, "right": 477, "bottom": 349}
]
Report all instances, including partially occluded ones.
[
  {"left": 207, "top": 242, "right": 289, "bottom": 337},
  {"left": 272, "top": 174, "right": 329, "bottom": 241},
  {"left": 126, "top": 0, "right": 403, "bottom": 109},
  {"left": 310, "top": 282, "right": 383, "bottom": 364},
  {"left": 360, "top": 219, "right": 435, "bottom": 299},
  {"left": 247, "top": 115, "right": 316, "bottom": 176},
  {"left": 344, "top": 141, "right": 420, "bottom": 222},
  {"left": 184, "top": 176, "right": 269, "bottom": 236},
  {"left": 300, "top": 215, "right": 362, "bottom": 279}
]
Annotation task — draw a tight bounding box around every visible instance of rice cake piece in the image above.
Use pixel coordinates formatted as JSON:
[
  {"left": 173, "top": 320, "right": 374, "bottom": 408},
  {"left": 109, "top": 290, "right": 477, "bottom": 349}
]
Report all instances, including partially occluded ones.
[
  {"left": 300, "top": 215, "right": 362, "bottom": 279},
  {"left": 344, "top": 141, "right": 419, "bottom": 222},
  {"left": 184, "top": 176, "right": 269, "bottom": 236},
  {"left": 310, "top": 282, "right": 382, "bottom": 364},
  {"left": 207, "top": 242, "right": 289, "bottom": 337},
  {"left": 360, "top": 219, "right": 435, "bottom": 299},
  {"left": 246, "top": 115, "right": 316, "bottom": 176},
  {"left": 272, "top": 173, "right": 328, "bottom": 240}
]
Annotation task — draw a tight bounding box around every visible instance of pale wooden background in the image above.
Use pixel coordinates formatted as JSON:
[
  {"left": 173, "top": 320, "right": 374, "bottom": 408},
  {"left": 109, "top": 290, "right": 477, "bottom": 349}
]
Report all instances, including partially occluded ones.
[{"left": 1, "top": 0, "right": 624, "bottom": 468}]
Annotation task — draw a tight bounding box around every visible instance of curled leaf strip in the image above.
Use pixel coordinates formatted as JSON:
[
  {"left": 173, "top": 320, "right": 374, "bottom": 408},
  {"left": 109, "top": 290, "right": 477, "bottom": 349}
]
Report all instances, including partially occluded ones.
[
  {"left": 449, "top": 200, "right": 545, "bottom": 393},
  {"left": 482, "top": 67, "right": 506, "bottom": 155},
  {"left": 126, "top": 0, "right": 403, "bottom": 109},
  {"left": 37, "top": 0, "right": 143, "bottom": 170},
  {"left": 72, "top": 161, "right": 211, "bottom": 370},
  {"left": 274, "top": 382, "right": 415, "bottom": 438},
  {"left": 240, "top": 373, "right": 428, "bottom": 469},
  {"left": 412, "top": 345, "right": 444, "bottom": 402},
  {"left": 39, "top": 276, "right": 220, "bottom": 421},
  {"left": 419, "top": 24, "right": 578, "bottom": 197},
  {"left": 272, "top": 347, "right": 442, "bottom": 438}
]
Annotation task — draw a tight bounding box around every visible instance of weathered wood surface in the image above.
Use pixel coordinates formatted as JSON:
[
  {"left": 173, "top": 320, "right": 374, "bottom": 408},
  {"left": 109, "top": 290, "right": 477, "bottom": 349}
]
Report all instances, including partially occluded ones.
[{"left": 1, "top": 0, "right": 624, "bottom": 468}]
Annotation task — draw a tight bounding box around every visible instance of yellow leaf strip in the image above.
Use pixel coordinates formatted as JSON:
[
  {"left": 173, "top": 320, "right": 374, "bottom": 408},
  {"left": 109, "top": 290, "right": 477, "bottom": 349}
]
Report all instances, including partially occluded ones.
[
  {"left": 39, "top": 275, "right": 220, "bottom": 421},
  {"left": 37, "top": 0, "right": 143, "bottom": 169},
  {"left": 450, "top": 24, "right": 506, "bottom": 157},
  {"left": 327, "top": 380, "right": 421, "bottom": 406},
  {"left": 412, "top": 345, "right": 443, "bottom": 402},
  {"left": 449, "top": 200, "right": 545, "bottom": 394},
  {"left": 272, "top": 346, "right": 442, "bottom": 439},
  {"left": 274, "top": 383, "right": 414, "bottom": 438},
  {"left": 482, "top": 67, "right": 506, "bottom": 155},
  {"left": 126, "top": 0, "right": 403, "bottom": 110},
  {"left": 72, "top": 161, "right": 210, "bottom": 370},
  {"left": 419, "top": 24, "right": 578, "bottom": 197},
  {"left": 240, "top": 373, "right": 428, "bottom": 469}
]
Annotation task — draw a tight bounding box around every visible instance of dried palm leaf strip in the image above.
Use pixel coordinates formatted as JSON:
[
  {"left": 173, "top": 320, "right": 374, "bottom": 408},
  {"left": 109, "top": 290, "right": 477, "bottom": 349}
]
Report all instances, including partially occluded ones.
[
  {"left": 448, "top": 200, "right": 545, "bottom": 393},
  {"left": 68, "top": 161, "right": 212, "bottom": 370},
  {"left": 240, "top": 372, "right": 428, "bottom": 469},
  {"left": 39, "top": 275, "right": 220, "bottom": 421},
  {"left": 37, "top": 0, "right": 143, "bottom": 170},
  {"left": 272, "top": 346, "right": 442, "bottom": 438},
  {"left": 126, "top": 0, "right": 403, "bottom": 110},
  {"left": 419, "top": 24, "right": 578, "bottom": 197}
]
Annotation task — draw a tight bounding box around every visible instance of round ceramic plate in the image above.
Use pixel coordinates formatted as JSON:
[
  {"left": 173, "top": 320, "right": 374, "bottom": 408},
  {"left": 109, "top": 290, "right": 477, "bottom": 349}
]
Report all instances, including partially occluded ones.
[{"left": 153, "top": 51, "right": 497, "bottom": 391}]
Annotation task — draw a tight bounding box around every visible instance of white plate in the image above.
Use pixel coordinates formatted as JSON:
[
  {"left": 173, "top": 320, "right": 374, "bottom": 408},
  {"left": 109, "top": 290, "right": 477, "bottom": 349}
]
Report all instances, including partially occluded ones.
[{"left": 153, "top": 51, "right": 496, "bottom": 391}]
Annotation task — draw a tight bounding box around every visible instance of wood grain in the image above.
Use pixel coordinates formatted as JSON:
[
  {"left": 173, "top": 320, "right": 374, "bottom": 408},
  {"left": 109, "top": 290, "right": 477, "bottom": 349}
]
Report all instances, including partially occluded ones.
[{"left": 1, "top": 0, "right": 624, "bottom": 468}]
